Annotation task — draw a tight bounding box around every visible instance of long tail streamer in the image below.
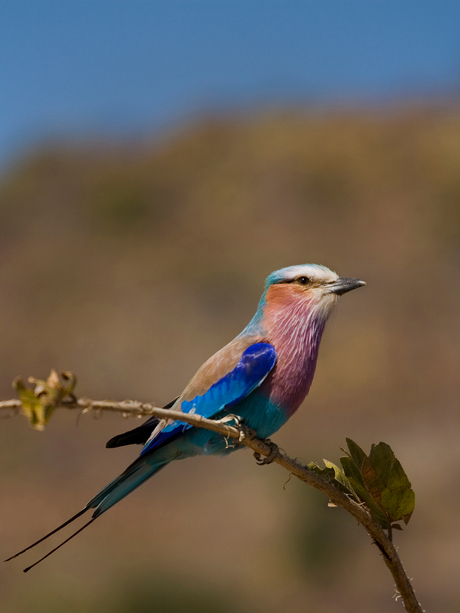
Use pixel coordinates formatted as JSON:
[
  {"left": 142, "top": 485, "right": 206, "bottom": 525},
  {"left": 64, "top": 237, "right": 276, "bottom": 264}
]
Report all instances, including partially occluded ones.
[
  {"left": 23, "top": 518, "right": 96, "bottom": 573},
  {"left": 4, "top": 508, "right": 89, "bottom": 562}
]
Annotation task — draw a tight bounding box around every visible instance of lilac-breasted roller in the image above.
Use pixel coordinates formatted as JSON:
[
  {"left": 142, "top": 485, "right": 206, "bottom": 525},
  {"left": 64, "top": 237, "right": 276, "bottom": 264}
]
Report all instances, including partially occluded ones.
[{"left": 7, "top": 264, "right": 365, "bottom": 571}]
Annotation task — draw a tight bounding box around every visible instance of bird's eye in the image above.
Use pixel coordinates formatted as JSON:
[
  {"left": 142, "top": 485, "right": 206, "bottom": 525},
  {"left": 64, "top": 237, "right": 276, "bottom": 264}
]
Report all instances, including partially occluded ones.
[{"left": 297, "top": 276, "right": 310, "bottom": 285}]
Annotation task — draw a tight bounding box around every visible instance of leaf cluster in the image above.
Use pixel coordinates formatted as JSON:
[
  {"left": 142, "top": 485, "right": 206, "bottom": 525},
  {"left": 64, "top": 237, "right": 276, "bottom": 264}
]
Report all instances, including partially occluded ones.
[
  {"left": 309, "top": 438, "right": 415, "bottom": 530},
  {"left": 13, "top": 369, "right": 76, "bottom": 431}
]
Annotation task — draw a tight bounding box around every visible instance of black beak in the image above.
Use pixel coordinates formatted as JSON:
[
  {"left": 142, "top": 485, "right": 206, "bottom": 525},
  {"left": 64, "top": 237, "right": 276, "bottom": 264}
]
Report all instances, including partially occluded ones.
[{"left": 329, "top": 278, "right": 366, "bottom": 296}]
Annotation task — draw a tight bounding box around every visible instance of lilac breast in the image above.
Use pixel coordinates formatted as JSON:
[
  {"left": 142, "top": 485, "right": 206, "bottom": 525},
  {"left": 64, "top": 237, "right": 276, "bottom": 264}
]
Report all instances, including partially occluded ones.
[{"left": 261, "top": 301, "right": 328, "bottom": 416}]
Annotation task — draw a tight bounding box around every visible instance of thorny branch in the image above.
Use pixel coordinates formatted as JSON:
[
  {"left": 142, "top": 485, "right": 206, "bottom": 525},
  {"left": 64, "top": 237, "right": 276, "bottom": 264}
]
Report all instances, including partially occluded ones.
[{"left": 0, "top": 397, "right": 423, "bottom": 613}]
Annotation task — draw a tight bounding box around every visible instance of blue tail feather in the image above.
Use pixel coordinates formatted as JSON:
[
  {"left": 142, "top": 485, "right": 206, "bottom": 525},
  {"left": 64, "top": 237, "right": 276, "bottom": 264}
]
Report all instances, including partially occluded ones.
[
  {"left": 87, "top": 456, "right": 168, "bottom": 517},
  {"left": 5, "top": 456, "right": 169, "bottom": 570}
]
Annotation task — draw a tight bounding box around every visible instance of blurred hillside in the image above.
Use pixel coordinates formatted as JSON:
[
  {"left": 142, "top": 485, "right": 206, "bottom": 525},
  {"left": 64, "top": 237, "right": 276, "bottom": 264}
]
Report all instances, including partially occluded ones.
[{"left": 1, "top": 107, "right": 459, "bottom": 612}]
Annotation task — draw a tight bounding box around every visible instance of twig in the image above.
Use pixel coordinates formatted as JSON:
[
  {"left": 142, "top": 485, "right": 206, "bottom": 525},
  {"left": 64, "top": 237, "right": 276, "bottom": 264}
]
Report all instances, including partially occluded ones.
[{"left": 0, "top": 397, "right": 423, "bottom": 612}]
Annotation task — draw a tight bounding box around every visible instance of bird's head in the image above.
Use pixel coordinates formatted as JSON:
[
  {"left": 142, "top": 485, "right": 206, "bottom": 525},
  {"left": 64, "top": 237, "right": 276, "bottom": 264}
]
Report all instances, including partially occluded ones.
[{"left": 261, "top": 264, "right": 365, "bottom": 328}]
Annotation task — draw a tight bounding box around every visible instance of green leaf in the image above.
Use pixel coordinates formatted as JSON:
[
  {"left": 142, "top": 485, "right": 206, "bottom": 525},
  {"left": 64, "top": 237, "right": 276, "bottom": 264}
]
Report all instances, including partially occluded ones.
[
  {"left": 344, "top": 437, "right": 367, "bottom": 468},
  {"left": 308, "top": 461, "right": 335, "bottom": 482},
  {"left": 340, "top": 439, "right": 415, "bottom": 529},
  {"left": 322, "top": 459, "right": 359, "bottom": 500},
  {"left": 308, "top": 460, "right": 358, "bottom": 500},
  {"left": 368, "top": 442, "right": 415, "bottom": 525},
  {"left": 339, "top": 454, "right": 388, "bottom": 526}
]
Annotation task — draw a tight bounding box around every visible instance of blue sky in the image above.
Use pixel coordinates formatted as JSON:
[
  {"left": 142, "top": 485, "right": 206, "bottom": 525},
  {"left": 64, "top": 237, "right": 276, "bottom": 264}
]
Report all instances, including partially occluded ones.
[{"left": 1, "top": 1, "right": 460, "bottom": 163}]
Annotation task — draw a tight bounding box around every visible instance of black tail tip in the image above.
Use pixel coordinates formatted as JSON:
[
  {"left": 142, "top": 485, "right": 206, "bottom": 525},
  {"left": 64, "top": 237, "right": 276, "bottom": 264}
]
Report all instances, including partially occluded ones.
[{"left": 105, "top": 435, "right": 121, "bottom": 448}]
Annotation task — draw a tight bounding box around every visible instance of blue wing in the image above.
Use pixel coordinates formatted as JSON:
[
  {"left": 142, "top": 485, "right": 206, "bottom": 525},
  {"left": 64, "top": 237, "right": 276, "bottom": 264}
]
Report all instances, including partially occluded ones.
[{"left": 140, "top": 342, "right": 277, "bottom": 456}]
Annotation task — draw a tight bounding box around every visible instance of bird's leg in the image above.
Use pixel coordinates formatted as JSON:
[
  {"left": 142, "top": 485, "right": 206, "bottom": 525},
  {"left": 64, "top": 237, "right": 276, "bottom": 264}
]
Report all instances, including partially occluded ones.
[{"left": 254, "top": 439, "right": 279, "bottom": 465}]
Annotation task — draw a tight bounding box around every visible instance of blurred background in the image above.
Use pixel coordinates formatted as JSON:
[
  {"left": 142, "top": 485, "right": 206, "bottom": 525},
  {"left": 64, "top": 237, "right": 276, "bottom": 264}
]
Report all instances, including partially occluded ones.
[{"left": 1, "top": 2, "right": 460, "bottom": 612}]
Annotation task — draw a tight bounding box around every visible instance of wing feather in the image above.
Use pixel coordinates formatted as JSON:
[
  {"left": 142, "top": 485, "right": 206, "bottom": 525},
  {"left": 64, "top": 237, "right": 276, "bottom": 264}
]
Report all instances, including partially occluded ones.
[{"left": 140, "top": 341, "right": 276, "bottom": 455}]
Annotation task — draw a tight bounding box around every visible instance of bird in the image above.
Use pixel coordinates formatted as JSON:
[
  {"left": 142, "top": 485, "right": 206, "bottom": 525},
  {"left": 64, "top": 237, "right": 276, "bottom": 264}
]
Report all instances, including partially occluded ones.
[{"left": 5, "top": 264, "right": 365, "bottom": 571}]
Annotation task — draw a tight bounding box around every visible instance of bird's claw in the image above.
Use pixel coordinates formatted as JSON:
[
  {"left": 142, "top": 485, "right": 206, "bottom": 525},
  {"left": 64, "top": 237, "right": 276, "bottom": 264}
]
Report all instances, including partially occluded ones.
[
  {"left": 254, "top": 439, "right": 279, "bottom": 465},
  {"left": 215, "top": 413, "right": 242, "bottom": 427},
  {"left": 215, "top": 414, "right": 245, "bottom": 445}
]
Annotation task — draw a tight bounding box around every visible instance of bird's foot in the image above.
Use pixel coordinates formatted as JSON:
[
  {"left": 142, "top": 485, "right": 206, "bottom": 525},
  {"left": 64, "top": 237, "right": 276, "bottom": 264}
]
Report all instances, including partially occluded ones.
[
  {"left": 216, "top": 413, "right": 243, "bottom": 428},
  {"left": 254, "top": 439, "right": 279, "bottom": 465},
  {"left": 215, "top": 414, "right": 245, "bottom": 446},
  {"left": 215, "top": 414, "right": 243, "bottom": 427}
]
